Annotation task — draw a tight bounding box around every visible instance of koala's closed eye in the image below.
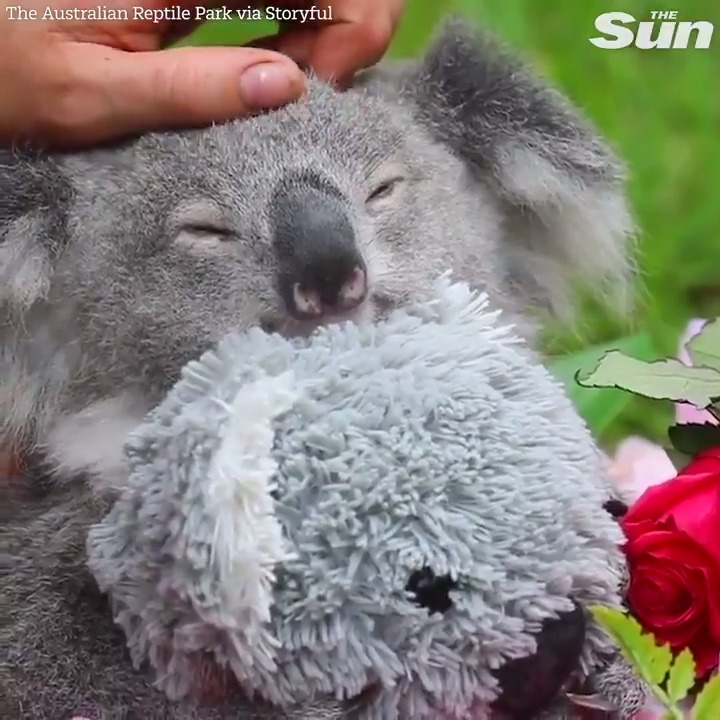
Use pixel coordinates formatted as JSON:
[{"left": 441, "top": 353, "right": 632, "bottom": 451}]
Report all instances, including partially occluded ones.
[
  {"left": 366, "top": 174, "right": 406, "bottom": 209},
  {"left": 170, "top": 201, "right": 235, "bottom": 251},
  {"left": 181, "top": 222, "right": 233, "bottom": 239}
]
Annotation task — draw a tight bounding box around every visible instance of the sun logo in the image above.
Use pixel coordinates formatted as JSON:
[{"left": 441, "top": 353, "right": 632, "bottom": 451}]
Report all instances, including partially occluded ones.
[{"left": 590, "top": 11, "right": 714, "bottom": 50}]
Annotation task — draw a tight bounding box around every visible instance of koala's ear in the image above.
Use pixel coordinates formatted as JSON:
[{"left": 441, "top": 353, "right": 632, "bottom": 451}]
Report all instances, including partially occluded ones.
[
  {"left": 0, "top": 149, "right": 72, "bottom": 313},
  {"left": 359, "top": 20, "right": 636, "bottom": 317}
]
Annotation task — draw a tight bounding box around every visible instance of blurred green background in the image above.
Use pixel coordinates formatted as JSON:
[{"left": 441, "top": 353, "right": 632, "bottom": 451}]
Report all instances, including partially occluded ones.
[{"left": 183, "top": 0, "right": 720, "bottom": 452}]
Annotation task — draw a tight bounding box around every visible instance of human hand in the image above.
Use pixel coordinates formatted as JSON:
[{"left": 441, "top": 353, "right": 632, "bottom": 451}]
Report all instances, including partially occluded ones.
[
  {"left": 0, "top": 0, "right": 404, "bottom": 149},
  {"left": 251, "top": 0, "right": 405, "bottom": 87}
]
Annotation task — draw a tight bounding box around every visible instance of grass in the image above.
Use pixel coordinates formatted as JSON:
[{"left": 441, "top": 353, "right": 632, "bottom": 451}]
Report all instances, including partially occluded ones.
[{"left": 182, "top": 0, "right": 720, "bottom": 450}]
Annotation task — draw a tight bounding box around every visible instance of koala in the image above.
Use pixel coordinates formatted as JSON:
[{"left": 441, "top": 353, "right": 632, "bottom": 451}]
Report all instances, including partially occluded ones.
[
  {"left": 0, "top": 20, "right": 633, "bottom": 490},
  {"left": 1, "top": 19, "right": 635, "bottom": 720}
]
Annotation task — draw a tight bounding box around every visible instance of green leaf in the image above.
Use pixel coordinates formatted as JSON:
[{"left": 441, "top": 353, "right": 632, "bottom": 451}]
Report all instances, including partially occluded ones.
[
  {"left": 686, "top": 319, "right": 720, "bottom": 372},
  {"left": 694, "top": 672, "right": 720, "bottom": 720},
  {"left": 547, "top": 333, "right": 656, "bottom": 436},
  {"left": 666, "top": 647, "right": 696, "bottom": 704},
  {"left": 590, "top": 605, "right": 673, "bottom": 687},
  {"left": 641, "top": 637, "right": 674, "bottom": 689},
  {"left": 668, "top": 423, "right": 720, "bottom": 456},
  {"left": 576, "top": 351, "right": 720, "bottom": 407}
]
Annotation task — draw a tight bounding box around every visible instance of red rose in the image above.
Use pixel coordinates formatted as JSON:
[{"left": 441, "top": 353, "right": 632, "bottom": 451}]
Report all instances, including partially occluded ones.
[{"left": 621, "top": 446, "right": 720, "bottom": 678}]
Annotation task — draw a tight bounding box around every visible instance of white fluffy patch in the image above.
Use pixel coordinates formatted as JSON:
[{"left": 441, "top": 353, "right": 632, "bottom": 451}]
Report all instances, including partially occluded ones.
[
  {"left": 206, "top": 371, "right": 298, "bottom": 625},
  {"left": 42, "top": 394, "right": 148, "bottom": 492}
]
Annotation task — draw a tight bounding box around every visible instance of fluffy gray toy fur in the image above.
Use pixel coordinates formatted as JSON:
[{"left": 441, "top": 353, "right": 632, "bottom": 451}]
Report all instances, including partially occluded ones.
[{"left": 81, "top": 277, "right": 638, "bottom": 720}]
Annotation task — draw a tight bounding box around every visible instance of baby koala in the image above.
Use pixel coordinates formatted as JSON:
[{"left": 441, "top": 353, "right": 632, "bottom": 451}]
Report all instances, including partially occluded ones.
[
  {"left": 2, "top": 18, "right": 635, "bottom": 720},
  {"left": 0, "top": 20, "right": 633, "bottom": 491}
]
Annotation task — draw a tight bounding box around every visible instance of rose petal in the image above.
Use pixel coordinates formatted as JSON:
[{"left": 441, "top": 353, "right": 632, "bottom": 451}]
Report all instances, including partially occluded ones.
[
  {"left": 627, "top": 561, "right": 700, "bottom": 644},
  {"left": 627, "top": 455, "right": 720, "bottom": 565},
  {"left": 623, "top": 526, "right": 679, "bottom": 553},
  {"left": 623, "top": 456, "right": 720, "bottom": 532},
  {"left": 669, "top": 486, "right": 720, "bottom": 565},
  {"left": 621, "top": 518, "right": 672, "bottom": 545},
  {"left": 629, "top": 595, "right": 702, "bottom": 650},
  {"left": 692, "top": 643, "right": 720, "bottom": 678},
  {"left": 631, "top": 575, "right": 666, "bottom": 612},
  {"left": 630, "top": 528, "right": 713, "bottom": 568},
  {"left": 650, "top": 569, "right": 692, "bottom": 613},
  {"left": 690, "top": 562, "right": 720, "bottom": 640},
  {"left": 647, "top": 596, "right": 704, "bottom": 634}
]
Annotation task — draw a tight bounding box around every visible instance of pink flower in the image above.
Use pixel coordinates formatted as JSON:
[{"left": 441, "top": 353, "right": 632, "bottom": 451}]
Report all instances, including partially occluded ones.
[{"left": 676, "top": 319, "right": 717, "bottom": 426}]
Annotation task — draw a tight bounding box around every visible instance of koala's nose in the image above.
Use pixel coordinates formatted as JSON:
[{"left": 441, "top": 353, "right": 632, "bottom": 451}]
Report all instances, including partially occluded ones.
[
  {"left": 490, "top": 600, "right": 587, "bottom": 718},
  {"left": 290, "top": 258, "right": 367, "bottom": 320},
  {"left": 270, "top": 174, "right": 368, "bottom": 320}
]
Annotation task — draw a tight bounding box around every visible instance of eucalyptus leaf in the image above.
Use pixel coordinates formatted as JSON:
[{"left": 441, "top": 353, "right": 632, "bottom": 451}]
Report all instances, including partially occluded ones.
[
  {"left": 668, "top": 423, "right": 720, "bottom": 456},
  {"left": 686, "top": 319, "right": 720, "bottom": 372},
  {"left": 576, "top": 351, "right": 720, "bottom": 407}
]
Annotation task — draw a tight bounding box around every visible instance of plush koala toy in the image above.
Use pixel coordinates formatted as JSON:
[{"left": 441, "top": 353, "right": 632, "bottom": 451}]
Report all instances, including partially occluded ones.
[
  {"left": 1, "top": 17, "right": 635, "bottom": 720},
  {"left": 6, "top": 280, "right": 648, "bottom": 720}
]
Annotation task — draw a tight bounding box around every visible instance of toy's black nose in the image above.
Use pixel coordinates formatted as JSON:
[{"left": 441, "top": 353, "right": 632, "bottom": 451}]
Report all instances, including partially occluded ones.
[
  {"left": 490, "top": 600, "right": 587, "bottom": 718},
  {"left": 406, "top": 567, "right": 457, "bottom": 614},
  {"left": 270, "top": 173, "right": 368, "bottom": 320}
]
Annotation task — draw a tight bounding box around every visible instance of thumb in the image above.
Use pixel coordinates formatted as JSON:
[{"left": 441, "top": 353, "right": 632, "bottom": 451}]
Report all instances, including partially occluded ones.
[{"left": 44, "top": 44, "right": 307, "bottom": 147}]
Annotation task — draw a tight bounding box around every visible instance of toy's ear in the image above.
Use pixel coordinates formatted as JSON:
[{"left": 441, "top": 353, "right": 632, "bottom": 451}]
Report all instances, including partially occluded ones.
[
  {"left": 356, "top": 19, "right": 636, "bottom": 318},
  {"left": 86, "top": 360, "right": 298, "bottom": 701},
  {"left": 0, "top": 149, "right": 72, "bottom": 313}
]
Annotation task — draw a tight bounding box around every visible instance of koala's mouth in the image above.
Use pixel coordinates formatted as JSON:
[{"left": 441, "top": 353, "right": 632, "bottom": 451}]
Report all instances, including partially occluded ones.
[{"left": 262, "top": 294, "right": 393, "bottom": 339}]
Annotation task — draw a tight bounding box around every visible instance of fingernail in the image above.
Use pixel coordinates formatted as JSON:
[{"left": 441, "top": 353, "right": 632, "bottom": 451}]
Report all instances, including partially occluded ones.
[{"left": 239, "top": 62, "right": 301, "bottom": 110}]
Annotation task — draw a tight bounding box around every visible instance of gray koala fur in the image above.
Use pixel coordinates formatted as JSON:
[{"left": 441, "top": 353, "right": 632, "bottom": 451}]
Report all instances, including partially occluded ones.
[
  {"left": 1, "top": 18, "right": 635, "bottom": 720},
  {"left": 0, "top": 19, "right": 633, "bottom": 488}
]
